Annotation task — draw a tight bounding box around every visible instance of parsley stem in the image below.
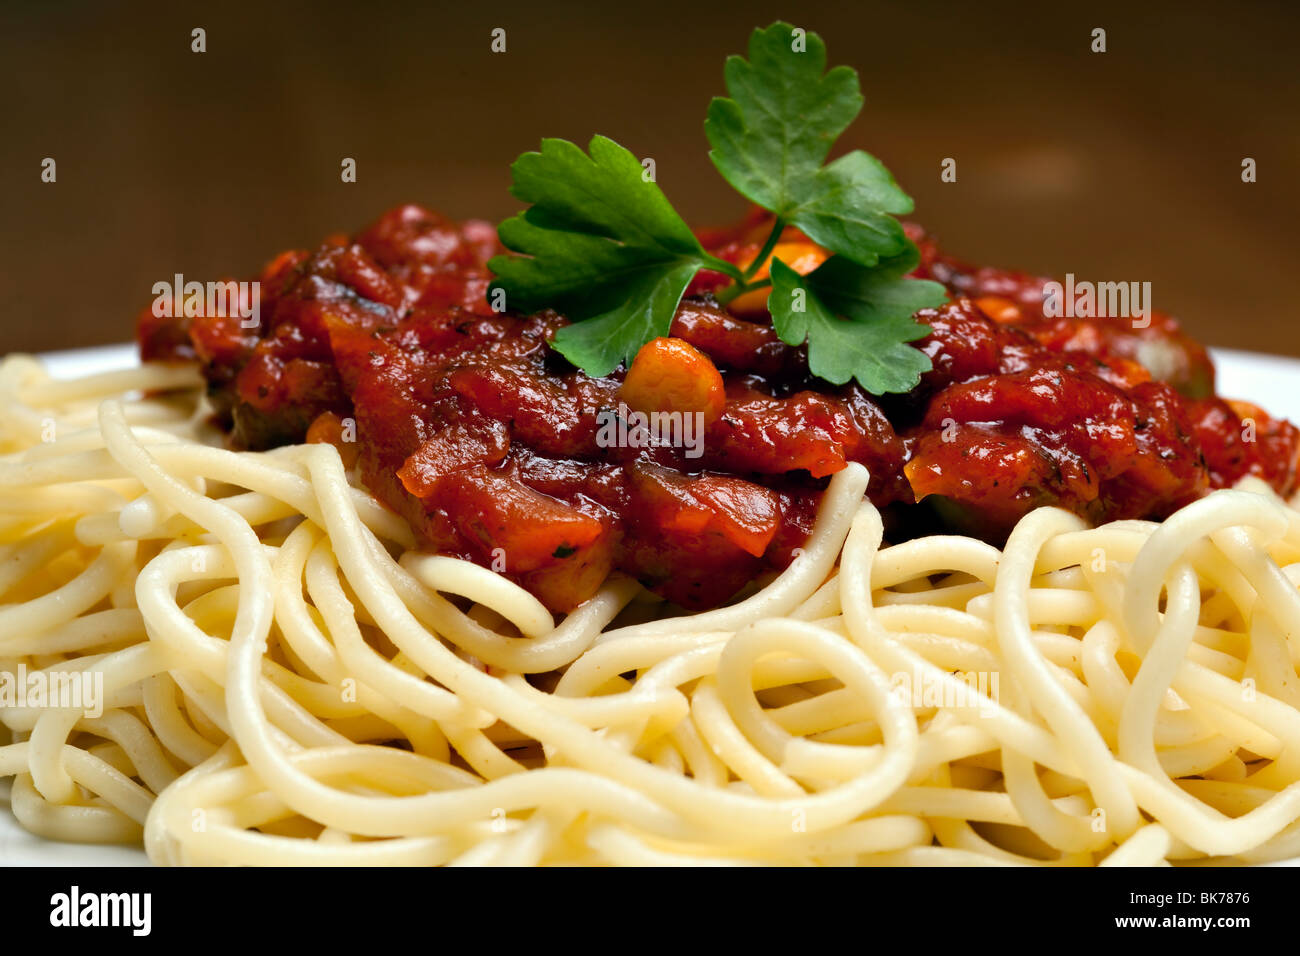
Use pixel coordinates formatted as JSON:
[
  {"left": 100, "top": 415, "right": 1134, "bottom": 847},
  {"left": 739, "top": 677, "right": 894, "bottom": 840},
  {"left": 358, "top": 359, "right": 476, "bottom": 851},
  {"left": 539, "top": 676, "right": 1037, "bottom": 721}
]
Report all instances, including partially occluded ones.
[
  {"left": 702, "top": 255, "right": 745, "bottom": 282},
  {"left": 714, "top": 277, "right": 771, "bottom": 307},
  {"left": 713, "top": 216, "right": 785, "bottom": 307},
  {"left": 741, "top": 217, "right": 786, "bottom": 282}
]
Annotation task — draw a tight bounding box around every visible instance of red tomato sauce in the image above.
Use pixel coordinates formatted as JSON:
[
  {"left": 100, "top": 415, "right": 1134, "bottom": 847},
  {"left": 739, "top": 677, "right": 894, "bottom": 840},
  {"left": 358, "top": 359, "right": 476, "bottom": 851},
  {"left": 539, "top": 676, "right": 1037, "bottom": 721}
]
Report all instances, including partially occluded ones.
[{"left": 138, "top": 204, "right": 1300, "bottom": 613}]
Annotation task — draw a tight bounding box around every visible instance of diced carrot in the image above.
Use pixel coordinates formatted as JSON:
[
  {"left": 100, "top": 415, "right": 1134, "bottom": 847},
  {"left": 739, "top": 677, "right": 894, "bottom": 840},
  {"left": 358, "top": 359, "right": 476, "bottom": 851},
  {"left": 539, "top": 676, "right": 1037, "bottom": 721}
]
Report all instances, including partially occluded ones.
[
  {"left": 306, "top": 410, "right": 360, "bottom": 468},
  {"left": 730, "top": 240, "right": 829, "bottom": 314},
  {"left": 973, "top": 296, "right": 1022, "bottom": 324},
  {"left": 620, "top": 337, "right": 725, "bottom": 423}
]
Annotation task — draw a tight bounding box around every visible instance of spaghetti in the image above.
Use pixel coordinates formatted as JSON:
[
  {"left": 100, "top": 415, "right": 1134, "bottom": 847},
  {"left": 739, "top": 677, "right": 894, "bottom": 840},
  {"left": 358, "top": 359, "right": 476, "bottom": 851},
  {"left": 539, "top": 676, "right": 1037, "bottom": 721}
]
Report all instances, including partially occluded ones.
[{"left": 3, "top": 353, "right": 1300, "bottom": 866}]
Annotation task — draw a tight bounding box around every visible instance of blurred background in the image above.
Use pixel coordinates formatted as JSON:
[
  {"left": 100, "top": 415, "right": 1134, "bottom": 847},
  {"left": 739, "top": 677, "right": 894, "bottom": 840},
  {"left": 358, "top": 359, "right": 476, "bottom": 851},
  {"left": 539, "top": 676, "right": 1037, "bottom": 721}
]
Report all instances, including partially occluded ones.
[{"left": 1, "top": 0, "right": 1297, "bottom": 356}]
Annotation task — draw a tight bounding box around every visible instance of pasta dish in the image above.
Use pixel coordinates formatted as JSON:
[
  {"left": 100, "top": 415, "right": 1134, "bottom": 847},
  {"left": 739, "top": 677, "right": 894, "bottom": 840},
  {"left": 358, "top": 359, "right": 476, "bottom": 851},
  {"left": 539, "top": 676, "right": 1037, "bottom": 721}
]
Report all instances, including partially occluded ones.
[{"left": 3, "top": 22, "right": 1300, "bottom": 867}]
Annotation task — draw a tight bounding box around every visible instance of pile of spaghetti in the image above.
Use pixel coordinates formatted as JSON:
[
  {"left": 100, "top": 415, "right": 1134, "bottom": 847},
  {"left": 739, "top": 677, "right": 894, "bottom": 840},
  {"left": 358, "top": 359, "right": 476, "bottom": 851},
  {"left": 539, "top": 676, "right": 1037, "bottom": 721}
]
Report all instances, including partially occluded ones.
[{"left": 3, "top": 354, "right": 1300, "bottom": 866}]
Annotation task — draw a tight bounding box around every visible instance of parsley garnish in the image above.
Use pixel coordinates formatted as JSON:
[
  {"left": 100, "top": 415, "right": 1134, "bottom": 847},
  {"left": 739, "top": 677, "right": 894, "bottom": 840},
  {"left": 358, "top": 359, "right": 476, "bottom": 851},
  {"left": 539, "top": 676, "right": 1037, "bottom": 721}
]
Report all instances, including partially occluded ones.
[
  {"left": 705, "top": 25, "right": 913, "bottom": 269},
  {"left": 488, "top": 136, "right": 742, "bottom": 376},
  {"left": 488, "top": 21, "right": 946, "bottom": 393},
  {"left": 769, "top": 250, "right": 935, "bottom": 391}
]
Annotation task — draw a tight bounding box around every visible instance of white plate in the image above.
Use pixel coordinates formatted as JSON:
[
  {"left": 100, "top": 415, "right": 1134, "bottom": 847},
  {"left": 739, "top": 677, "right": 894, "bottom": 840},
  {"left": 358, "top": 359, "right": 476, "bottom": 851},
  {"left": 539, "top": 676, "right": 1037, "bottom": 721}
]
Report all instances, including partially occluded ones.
[{"left": 4, "top": 343, "right": 1300, "bottom": 867}]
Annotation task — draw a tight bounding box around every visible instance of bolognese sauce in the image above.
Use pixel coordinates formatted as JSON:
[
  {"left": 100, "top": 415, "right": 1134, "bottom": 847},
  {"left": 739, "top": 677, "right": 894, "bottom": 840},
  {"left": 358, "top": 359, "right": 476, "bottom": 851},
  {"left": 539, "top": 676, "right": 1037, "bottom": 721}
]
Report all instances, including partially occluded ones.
[{"left": 138, "top": 204, "right": 1300, "bottom": 613}]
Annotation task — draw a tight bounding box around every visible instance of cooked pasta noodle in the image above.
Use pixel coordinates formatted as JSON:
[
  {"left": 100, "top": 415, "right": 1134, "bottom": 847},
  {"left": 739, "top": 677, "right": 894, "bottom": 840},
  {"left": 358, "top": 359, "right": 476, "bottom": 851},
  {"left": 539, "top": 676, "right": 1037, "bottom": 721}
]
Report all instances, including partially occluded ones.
[{"left": 3, "top": 353, "right": 1300, "bottom": 866}]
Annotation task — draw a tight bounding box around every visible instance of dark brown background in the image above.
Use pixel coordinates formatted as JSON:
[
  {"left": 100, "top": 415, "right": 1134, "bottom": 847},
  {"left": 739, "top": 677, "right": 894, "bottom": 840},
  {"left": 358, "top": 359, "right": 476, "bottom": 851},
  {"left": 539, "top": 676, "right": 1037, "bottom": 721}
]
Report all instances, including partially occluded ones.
[{"left": 2, "top": 0, "right": 1297, "bottom": 356}]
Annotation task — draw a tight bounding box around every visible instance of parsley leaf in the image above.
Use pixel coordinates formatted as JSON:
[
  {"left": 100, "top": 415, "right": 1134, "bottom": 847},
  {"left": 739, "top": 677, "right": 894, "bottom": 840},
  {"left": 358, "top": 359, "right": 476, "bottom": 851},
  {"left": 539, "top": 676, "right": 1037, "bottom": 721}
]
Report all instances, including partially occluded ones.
[
  {"left": 545, "top": 260, "right": 702, "bottom": 376},
  {"left": 488, "top": 21, "right": 947, "bottom": 394},
  {"left": 705, "top": 22, "right": 913, "bottom": 268},
  {"left": 488, "top": 136, "right": 736, "bottom": 374},
  {"left": 768, "top": 251, "right": 946, "bottom": 393}
]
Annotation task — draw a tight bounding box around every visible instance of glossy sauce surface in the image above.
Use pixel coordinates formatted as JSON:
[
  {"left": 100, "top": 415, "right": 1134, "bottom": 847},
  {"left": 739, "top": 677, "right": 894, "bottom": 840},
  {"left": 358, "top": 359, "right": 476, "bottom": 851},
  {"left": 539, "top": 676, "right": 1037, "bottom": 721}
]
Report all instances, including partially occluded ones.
[{"left": 139, "top": 205, "right": 1300, "bottom": 612}]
